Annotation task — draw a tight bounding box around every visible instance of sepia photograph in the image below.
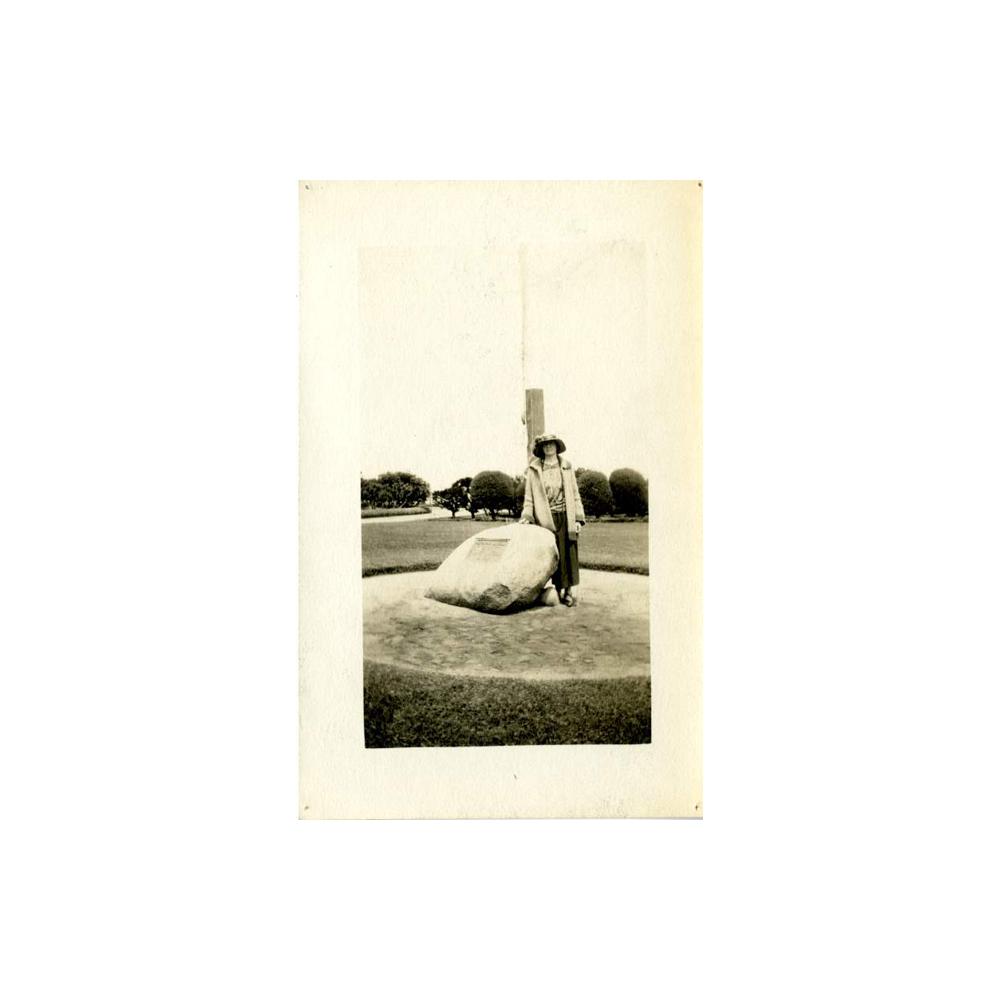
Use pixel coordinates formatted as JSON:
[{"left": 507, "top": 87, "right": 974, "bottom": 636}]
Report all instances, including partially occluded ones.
[
  {"left": 360, "top": 240, "right": 654, "bottom": 747},
  {"left": 300, "top": 181, "right": 702, "bottom": 817}
]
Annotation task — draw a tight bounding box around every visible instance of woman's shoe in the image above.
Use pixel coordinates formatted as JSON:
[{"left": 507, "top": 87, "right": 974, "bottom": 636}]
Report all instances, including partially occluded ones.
[{"left": 562, "top": 594, "right": 576, "bottom": 607}]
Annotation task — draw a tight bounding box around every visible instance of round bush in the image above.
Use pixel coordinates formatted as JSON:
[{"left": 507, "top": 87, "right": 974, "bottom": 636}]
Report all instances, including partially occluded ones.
[
  {"left": 509, "top": 474, "right": 525, "bottom": 518},
  {"left": 609, "top": 468, "right": 648, "bottom": 516},
  {"left": 576, "top": 469, "right": 615, "bottom": 519},
  {"left": 470, "top": 470, "right": 517, "bottom": 520}
]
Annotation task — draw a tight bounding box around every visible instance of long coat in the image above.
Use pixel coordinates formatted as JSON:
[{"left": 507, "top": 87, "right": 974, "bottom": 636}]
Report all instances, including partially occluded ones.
[{"left": 522, "top": 456, "right": 586, "bottom": 537}]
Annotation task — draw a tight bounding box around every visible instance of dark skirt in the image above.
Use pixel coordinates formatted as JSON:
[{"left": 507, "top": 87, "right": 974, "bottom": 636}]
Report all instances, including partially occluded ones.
[{"left": 551, "top": 511, "right": 580, "bottom": 590}]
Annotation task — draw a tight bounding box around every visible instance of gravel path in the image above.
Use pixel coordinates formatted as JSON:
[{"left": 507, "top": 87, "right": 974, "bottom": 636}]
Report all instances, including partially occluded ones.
[
  {"left": 363, "top": 570, "right": 649, "bottom": 681},
  {"left": 362, "top": 508, "right": 472, "bottom": 524}
]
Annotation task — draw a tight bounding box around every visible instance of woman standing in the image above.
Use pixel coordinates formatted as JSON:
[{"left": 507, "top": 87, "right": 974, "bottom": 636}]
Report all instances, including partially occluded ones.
[{"left": 519, "top": 432, "right": 586, "bottom": 606}]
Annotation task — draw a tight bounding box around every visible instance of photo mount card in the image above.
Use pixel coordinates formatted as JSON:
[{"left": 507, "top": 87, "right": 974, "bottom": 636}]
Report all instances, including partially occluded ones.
[{"left": 300, "top": 181, "right": 702, "bottom": 819}]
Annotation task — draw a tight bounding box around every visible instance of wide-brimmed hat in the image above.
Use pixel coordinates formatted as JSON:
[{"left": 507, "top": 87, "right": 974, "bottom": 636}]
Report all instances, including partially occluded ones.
[{"left": 532, "top": 432, "right": 566, "bottom": 458}]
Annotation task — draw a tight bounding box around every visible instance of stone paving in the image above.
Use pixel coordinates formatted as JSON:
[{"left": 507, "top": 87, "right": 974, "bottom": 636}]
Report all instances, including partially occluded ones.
[{"left": 363, "top": 569, "right": 650, "bottom": 681}]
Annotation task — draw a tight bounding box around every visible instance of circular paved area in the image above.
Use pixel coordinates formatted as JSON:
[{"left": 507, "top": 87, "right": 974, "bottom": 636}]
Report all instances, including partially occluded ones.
[{"left": 363, "top": 570, "right": 649, "bottom": 680}]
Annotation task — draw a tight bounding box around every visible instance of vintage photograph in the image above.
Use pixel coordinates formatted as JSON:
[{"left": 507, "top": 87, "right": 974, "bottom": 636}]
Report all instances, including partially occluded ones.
[
  {"left": 300, "top": 181, "right": 701, "bottom": 817},
  {"left": 360, "top": 241, "right": 654, "bottom": 747}
]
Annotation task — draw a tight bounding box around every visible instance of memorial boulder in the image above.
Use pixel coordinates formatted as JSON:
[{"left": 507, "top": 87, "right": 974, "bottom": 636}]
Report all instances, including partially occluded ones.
[{"left": 425, "top": 524, "right": 558, "bottom": 613}]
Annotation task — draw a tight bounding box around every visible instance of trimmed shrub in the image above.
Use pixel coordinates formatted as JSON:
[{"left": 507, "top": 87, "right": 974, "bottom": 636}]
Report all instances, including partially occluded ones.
[
  {"left": 470, "top": 470, "right": 517, "bottom": 520},
  {"left": 609, "top": 468, "right": 648, "bottom": 516},
  {"left": 360, "top": 471, "right": 430, "bottom": 509},
  {"left": 576, "top": 469, "right": 615, "bottom": 519},
  {"left": 509, "top": 474, "right": 525, "bottom": 518}
]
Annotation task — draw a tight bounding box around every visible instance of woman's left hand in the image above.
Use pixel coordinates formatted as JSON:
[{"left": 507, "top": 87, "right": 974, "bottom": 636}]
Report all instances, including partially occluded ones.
[{"left": 575, "top": 522, "right": 584, "bottom": 533}]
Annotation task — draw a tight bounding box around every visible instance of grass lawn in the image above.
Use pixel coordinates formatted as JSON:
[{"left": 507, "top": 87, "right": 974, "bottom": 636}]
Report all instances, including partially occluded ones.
[
  {"left": 365, "top": 661, "right": 651, "bottom": 746},
  {"left": 361, "top": 519, "right": 648, "bottom": 575}
]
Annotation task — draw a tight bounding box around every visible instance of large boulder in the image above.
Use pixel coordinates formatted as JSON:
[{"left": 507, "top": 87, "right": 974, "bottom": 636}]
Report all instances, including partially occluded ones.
[{"left": 425, "top": 524, "right": 558, "bottom": 613}]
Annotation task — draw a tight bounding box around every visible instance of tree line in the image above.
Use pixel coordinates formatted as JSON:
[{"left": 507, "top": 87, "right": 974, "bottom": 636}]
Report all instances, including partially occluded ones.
[
  {"left": 432, "top": 468, "right": 648, "bottom": 519},
  {"left": 361, "top": 468, "right": 648, "bottom": 518}
]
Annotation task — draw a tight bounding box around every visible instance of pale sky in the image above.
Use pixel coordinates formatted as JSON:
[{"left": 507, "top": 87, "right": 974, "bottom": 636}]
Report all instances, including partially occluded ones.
[{"left": 359, "top": 241, "right": 653, "bottom": 492}]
